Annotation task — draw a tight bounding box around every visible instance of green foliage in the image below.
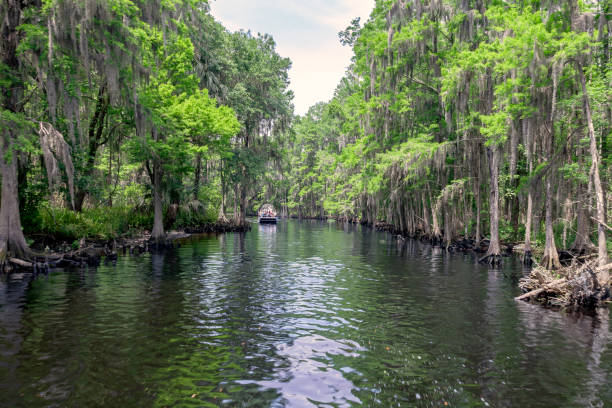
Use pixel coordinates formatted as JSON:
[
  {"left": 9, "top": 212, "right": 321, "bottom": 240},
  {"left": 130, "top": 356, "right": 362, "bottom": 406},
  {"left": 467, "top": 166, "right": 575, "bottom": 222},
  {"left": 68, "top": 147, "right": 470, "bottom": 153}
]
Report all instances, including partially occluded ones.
[
  {"left": 39, "top": 206, "right": 153, "bottom": 241},
  {"left": 265, "top": 0, "right": 610, "bottom": 267},
  {"left": 19, "top": 179, "right": 48, "bottom": 235},
  {"left": 2, "top": 0, "right": 609, "bottom": 263},
  {"left": 172, "top": 202, "right": 217, "bottom": 229}
]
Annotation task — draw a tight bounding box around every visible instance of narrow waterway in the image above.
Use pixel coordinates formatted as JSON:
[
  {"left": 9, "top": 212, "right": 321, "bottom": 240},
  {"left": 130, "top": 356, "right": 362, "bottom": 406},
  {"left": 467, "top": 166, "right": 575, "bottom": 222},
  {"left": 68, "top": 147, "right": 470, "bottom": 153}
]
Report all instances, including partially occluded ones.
[{"left": 1, "top": 220, "right": 610, "bottom": 407}]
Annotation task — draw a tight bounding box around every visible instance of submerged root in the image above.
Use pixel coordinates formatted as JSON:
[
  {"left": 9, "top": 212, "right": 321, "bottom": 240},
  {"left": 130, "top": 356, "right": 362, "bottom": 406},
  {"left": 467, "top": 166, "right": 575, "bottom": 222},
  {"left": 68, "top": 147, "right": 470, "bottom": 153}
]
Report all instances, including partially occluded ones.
[
  {"left": 516, "top": 256, "right": 611, "bottom": 308},
  {"left": 479, "top": 253, "right": 503, "bottom": 267},
  {"left": 149, "top": 234, "right": 169, "bottom": 250},
  {"left": 522, "top": 250, "right": 533, "bottom": 266}
]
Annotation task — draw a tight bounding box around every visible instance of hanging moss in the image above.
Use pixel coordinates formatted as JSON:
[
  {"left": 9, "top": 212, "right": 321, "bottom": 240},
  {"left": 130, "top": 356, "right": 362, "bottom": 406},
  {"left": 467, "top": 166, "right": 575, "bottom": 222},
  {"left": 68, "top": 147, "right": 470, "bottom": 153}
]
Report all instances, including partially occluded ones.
[{"left": 39, "top": 122, "right": 76, "bottom": 209}]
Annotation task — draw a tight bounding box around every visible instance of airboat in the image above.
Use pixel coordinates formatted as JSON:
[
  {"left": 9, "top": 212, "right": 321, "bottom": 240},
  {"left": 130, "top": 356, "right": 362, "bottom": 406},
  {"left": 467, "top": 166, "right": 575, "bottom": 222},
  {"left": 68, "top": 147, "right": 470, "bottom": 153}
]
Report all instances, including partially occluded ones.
[{"left": 258, "top": 204, "right": 277, "bottom": 224}]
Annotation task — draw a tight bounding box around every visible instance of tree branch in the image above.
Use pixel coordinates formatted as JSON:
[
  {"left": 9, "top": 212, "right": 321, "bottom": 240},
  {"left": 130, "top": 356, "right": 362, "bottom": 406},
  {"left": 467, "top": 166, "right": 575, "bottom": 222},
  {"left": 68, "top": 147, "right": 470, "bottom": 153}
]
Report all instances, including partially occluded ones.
[
  {"left": 407, "top": 76, "right": 439, "bottom": 94},
  {"left": 591, "top": 217, "right": 612, "bottom": 232}
]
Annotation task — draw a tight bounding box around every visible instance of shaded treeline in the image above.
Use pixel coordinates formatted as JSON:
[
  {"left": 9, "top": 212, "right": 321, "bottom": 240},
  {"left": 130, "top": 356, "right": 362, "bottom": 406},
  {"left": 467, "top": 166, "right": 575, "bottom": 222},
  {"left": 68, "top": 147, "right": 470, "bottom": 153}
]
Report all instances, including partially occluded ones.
[
  {"left": 0, "top": 0, "right": 292, "bottom": 267},
  {"left": 276, "top": 0, "right": 610, "bottom": 278}
]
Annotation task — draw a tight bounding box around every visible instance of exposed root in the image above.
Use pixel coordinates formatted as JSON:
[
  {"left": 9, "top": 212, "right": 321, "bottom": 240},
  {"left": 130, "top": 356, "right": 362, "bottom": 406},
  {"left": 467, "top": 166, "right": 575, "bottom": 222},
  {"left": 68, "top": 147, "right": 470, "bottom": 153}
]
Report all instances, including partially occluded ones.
[
  {"left": 0, "top": 240, "right": 6, "bottom": 272},
  {"left": 0, "top": 240, "right": 47, "bottom": 273},
  {"left": 185, "top": 220, "right": 251, "bottom": 234},
  {"left": 3, "top": 246, "right": 108, "bottom": 273},
  {"left": 516, "top": 256, "right": 611, "bottom": 308},
  {"left": 541, "top": 253, "right": 562, "bottom": 271},
  {"left": 2, "top": 220, "right": 253, "bottom": 273}
]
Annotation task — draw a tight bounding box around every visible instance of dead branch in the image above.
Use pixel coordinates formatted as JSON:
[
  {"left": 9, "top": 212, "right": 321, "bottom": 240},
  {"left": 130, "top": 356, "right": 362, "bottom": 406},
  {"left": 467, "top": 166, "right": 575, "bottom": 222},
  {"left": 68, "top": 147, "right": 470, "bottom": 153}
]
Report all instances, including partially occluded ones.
[
  {"left": 9, "top": 258, "right": 33, "bottom": 268},
  {"left": 591, "top": 217, "right": 612, "bottom": 232},
  {"left": 515, "top": 278, "right": 566, "bottom": 301}
]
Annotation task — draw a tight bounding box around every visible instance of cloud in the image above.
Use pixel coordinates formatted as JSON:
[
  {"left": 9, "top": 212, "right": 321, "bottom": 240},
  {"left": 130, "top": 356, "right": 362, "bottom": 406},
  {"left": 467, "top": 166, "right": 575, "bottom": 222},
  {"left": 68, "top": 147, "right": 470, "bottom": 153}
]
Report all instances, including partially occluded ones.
[{"left": 210, "top": 0, "right": 373, "bottom": 114}]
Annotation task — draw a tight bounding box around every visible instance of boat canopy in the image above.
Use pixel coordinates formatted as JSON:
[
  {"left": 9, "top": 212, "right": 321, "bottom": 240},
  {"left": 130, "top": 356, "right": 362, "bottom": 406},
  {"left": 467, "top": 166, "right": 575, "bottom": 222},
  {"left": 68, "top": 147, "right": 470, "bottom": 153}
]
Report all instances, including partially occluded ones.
[{"left": 258, "top": 204, "right": 276, "bottom": 216}]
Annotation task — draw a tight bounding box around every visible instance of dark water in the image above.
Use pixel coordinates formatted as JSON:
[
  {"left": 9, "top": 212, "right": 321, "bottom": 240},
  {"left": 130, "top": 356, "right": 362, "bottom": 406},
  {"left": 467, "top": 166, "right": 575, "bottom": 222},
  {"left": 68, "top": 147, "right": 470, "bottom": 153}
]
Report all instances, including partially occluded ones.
[{"left": 1, "top": 220, "right": 611, "bottom": 407}]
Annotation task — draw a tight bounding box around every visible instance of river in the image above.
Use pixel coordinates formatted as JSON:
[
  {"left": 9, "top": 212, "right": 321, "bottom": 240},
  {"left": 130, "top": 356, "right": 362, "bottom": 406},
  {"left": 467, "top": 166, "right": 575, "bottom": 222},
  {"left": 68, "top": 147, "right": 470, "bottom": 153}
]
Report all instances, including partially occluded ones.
[{"left": 0, "top": 220, "right": 610, "bottom": 407}]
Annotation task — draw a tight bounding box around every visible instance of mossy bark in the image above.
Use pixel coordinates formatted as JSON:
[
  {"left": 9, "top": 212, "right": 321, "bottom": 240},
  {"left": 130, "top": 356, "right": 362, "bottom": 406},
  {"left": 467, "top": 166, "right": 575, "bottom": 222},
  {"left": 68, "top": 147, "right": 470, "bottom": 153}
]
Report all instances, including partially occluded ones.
[
  {"left": 480, "top": 145, "right": 502, "bottom": 266},
  {"left": 0, "top": 138, "right": 31, "bottom": 265},
  {"left": 577, "top": 60, "right": 609, "bottom": 282},
  {"left": 0, "top": 0, "right": 33, "bottom": 268},
  {"left": 151, "top": 160, "right": 165, "bottom": 245}
]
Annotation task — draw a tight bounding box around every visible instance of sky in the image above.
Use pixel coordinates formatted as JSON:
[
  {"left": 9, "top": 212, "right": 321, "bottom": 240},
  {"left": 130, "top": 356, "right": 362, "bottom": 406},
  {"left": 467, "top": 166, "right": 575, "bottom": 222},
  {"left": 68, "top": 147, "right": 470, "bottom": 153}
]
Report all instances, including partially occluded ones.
[{"left": 209, "top": 0, "right": 374, "bottom": 115}]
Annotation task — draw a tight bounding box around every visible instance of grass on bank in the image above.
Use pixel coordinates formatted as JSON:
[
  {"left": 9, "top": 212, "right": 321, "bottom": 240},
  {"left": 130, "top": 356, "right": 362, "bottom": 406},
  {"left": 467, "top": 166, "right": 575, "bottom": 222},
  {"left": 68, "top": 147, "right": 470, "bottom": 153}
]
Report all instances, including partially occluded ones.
[
  {"left": 37, "top": 206, "right": 153, "bottom": 241},
  {"left": 32, "top": 202, "right": 218, "bottom": 243}
]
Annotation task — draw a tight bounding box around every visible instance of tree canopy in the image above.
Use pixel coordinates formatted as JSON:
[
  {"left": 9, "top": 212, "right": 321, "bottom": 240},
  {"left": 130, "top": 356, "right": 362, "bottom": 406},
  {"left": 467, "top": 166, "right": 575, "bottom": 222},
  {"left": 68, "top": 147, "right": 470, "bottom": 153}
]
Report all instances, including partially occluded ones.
[{"left": 0, "top": 0, "right": 609, "bottom": 284}]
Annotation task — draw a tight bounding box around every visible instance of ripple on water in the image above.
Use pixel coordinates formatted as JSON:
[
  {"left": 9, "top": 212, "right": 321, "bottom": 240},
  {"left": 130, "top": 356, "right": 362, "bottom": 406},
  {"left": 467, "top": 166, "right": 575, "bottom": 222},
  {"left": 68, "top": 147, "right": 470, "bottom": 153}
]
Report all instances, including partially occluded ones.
[
  {"left": 0, "top": 221, "right": 610, "bottom": 407},
  {"left": 243, "top": 335, "right": 363, "bottom": 407}
]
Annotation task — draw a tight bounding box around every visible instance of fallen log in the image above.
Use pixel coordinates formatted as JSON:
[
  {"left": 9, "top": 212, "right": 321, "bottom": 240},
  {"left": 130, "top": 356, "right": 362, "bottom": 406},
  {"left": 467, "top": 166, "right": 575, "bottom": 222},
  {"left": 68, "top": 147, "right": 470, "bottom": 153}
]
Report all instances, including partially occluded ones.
[
  {"left": 9, "top": 258, "right": 34, "bottom": 268},
  {"left": 515, "top": 278, "right": 566, "bottom": 301},
  {"left": 597, "top": 263, "right": 612, "bottom": 272}
]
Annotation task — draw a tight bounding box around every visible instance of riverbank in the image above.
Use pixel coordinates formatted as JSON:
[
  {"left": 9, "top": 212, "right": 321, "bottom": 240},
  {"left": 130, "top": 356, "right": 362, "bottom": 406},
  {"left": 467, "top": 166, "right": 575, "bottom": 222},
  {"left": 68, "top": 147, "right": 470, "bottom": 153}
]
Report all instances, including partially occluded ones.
[
  {"left": 334, "top": 216, "right": 611, "bottom": 309},
  {"left": 287, "top": 215, "right": 519, "bottom": 255},
  {"left": 7, "top": 215, "right": 611, "bottom": 309},
  {"left": 517, "top": 257, "right": 612, "bottom": 309},
  {"left": 2, "top": 220, "right": 251, "bottom": 273}
]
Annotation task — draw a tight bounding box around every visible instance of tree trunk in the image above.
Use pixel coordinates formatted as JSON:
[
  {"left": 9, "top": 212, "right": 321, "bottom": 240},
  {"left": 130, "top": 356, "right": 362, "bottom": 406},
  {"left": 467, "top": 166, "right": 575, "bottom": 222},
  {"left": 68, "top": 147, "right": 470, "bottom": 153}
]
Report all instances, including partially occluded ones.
[
  {"left": 571, "top": 189, "right": 593, "bottom": 254},
  {"left": 431, "top": 193, "right": 442, "bottom": 244},
  {"left": 562, "top": 196, "right": 571, "bottom": 249},
  {"left": 239, "top": 184, "right": 248, "bottom": 225},
  {"left": 233, "top": 184, "right": 241, "bottom": 225},
  {"left": 421, "top": 192, "right": 431, "bottom": 237},
  {"left": 475, "top": 150, "right": 482, "bottom": 242},
  {"left": 443, "top": 208, "right": 452, "bottom": 250},
  {"left": 0, "top": 0, "right": 32, "bottom": 267},
  {"left": 193, "top": 152, "right": 201, "bottom": 200},
  {"left": 577, "top": 61, "right": 609, "bottom": 280},
  {"left": 542, "top": 176, "right": 561, "bottom": 269},
  {"left": 463, "top": 193, "right": 470, "bottom": 238},
  {"left": 524, "top": 193, "right": 533, "bottom": 252},
  {"left": 508, "top": 120, "right": 519, "bottom": 223},
  {"left": 17, "top": 155, "right": 28, "bottom": 212},
  {"left": 524, "top": 120, "right": 534, "bottom": 264},
  {"left": 151, "top": 158, "right": 165, "bottom": 244},
  {"left": 481, "top": 145, "right": 501, "bottom": 265},
  {"left": 475, "top": 185, "right": 482, "bottom": 242},
  {"left": 541, "top": 63, "right": 562, "bottom": 270},
  {"left": 0, "top": 137, "right": 31, "bottom": 266},
  {"left": 218, "top": 176, "right": 228, "bottom": 222},
  {"left": 74, "top": 84, "right": 109, "bottom": 212},
  {"left": 523, "top": 185, "right": 534, "bottom": 263}
]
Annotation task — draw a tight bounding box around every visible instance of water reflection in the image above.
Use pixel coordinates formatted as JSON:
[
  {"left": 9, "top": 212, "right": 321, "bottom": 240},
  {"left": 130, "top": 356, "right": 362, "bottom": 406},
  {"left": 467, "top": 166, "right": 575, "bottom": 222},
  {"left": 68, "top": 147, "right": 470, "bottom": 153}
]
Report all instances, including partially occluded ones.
[
  {"left": 253, "top": 335, "right": 363, "bottom": 407},
  {"left": 517, "top": 302, "right": 611, "bottom": 408},
  {"left": 0, "top": 273, "right": 30, "bottom": 402},
  {"left": 0, "top": 220, "right": 610, "bottom": 407}
]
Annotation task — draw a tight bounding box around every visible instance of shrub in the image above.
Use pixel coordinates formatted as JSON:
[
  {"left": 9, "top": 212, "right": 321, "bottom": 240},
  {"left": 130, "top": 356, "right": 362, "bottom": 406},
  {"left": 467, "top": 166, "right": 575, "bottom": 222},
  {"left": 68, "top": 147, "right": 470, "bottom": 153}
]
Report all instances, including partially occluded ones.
[
  {"left": 38, "top": 205, "right": 153, "bottom": 241},
  {"left": 172, "top": 200, "right": 217, "bottom": 229}
]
